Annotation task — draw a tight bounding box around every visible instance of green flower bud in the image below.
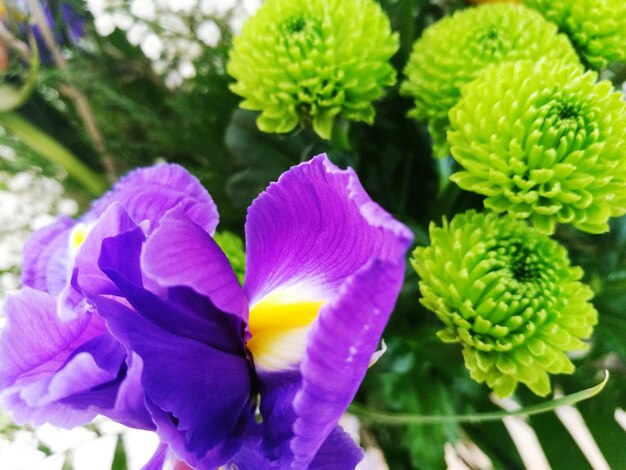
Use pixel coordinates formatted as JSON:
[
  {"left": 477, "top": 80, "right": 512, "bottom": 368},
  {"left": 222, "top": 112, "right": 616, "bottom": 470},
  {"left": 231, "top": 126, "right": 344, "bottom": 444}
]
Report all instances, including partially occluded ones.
[
  {"left": 524, "top": 0, "right": 626, "bottom": 69},
  {"left": 213, "top": 230, "right": 246, "bottom": 284},
  {"left": 449, "top": 59, "right": 626, "bottom": 234},
  {"left": 412, "top": 211, "right": 597, "bottom": 398},
  {"left": 227, "top": 0, "right": 398, "bottom": 139},
  {"left": 401, "top": 3, "right": 579, "bottom": 157}
]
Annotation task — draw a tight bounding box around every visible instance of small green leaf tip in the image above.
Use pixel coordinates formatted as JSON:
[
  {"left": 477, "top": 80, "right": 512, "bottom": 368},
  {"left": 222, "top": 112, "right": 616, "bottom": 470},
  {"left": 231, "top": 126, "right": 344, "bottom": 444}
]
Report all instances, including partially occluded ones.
[
  {"left": 524, "top": 0, "right": 626, "bottom": 69},
  {"left": 400, "top": 3, "right": 579, "bottom": 157},
  {"left": 412, "top": 210, "right": 598, "bottom": 398},
  {"left": 213, "top": 231, "right": 246, "bottom": 284},
  {"left": 449, "top": 59, "right": 626, "bottom": 235},
  {"left": 227, "top": 0, "right": 398, "bottom": 140}
]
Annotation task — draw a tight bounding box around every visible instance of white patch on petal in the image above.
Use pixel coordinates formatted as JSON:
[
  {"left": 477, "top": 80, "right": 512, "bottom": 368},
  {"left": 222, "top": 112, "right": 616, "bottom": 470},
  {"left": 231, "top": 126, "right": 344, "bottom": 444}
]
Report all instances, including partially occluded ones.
[{"left": 247, "top": 285, "right": 329, "bottom": 372}]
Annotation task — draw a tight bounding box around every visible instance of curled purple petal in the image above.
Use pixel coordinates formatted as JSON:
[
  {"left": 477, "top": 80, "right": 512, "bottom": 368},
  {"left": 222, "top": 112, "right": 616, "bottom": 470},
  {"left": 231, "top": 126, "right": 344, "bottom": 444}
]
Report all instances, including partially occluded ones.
[
  {"left": 21, "top": 216, "right": 75, "bottom": 294},
  {"left": 141, "top": 208, "right": 248, "bottom": 322},
  {"left": 0, "top": 288, "right": 119, "bottom": 427},
  {"left": 93, "top": 229, "right": 254, "bottom": 466},
  {"left": 86, "top": 164, "right": 219, "bottom": 235},
  {"left": 60, "top": 203, "right": 140, "bottom": 320},
  {"left": 241, "top": 155, "right": 412, "bottom": 466},
  {"left": 291, "top": 260, "right": 404, "bottom": 467},
  {"left": 244, "top": 154, "right": 412, "bottom": 303}
]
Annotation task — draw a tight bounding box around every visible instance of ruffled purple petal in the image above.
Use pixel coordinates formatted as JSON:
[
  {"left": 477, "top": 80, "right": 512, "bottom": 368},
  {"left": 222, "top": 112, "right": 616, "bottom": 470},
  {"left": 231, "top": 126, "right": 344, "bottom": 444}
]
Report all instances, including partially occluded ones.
[
  {"left": 92, "top": 230, "right": 254, "bottom": 466},
  {"left": 0, "top": 288, "right": 119, "bottom": 427},
  {"left": 93, "top": 295, "right": 253, "bottom": 467},
  {"left": 60, "top": 203, "right": 140, "bottom": 320},
  {"left": 244, "top": 155, "right": 412, "bottom": 467},
  {"left": 141, "top": 208, "right": 248, "bottom": 322},
  {"left": 244, "top": 154, "right": 413, "bottom": 303},
  {"left": 228, "top": 423, "right": 363, "bottom": 470},
  {"left": 86, "top": 164, "right": 219, "bottom": 235},
  {"left": 290, "top": 260, "right": 404, "bottom": 468},
  {"left": 21, "top": 216, "right": 75, "bottom": 294}
]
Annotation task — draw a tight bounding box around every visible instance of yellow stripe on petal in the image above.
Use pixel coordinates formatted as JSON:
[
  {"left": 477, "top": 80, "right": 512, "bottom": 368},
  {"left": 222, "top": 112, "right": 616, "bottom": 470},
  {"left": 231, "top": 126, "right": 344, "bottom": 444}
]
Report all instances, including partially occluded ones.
[
  {"left": 247, "top": 292, "right": 324, "bottom": 372},
  {"left": 69, "top": 223, "right": 90, "bottom": 255}
]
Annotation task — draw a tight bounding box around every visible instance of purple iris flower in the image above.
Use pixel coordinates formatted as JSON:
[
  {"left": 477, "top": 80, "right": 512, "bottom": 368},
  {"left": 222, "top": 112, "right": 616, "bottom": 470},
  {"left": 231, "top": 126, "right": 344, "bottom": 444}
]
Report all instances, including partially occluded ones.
[
  {"left": 0, "top": 165, "right": 218, "bottom": 430},
  {"left": 11, "top": 0, "right": 84, "bottom": 62},
  {"left": 83, "top": 155, "right": 413, "bottom": 468},
  {"left": 0, "top": 155, "right": 413, "bottom": 469}
]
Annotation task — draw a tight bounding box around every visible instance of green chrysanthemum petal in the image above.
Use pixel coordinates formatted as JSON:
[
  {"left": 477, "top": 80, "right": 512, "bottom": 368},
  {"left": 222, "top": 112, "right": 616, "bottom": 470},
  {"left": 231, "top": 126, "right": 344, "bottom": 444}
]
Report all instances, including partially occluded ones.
[
  {"left": 524, "top": 0, "right": 626, "bottom": 69},
  {"left": 227, "top": 0, "right": 398, "bottom": 139},
  {"left": 412, "top": 210, "right": 598, "bottom": 398},
  {"left": 449, "top": 59, "right": 626, "bottom": 234},
  {"left": 401, "top": 3, "right": 579, "bottom": 157}
]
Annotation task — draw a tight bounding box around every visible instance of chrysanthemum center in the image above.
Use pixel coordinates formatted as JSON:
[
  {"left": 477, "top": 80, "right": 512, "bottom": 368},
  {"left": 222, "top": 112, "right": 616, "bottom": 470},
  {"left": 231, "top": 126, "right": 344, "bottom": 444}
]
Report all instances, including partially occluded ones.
[
  {"left": 476, "top": 26, "right": 504, "bottom": 55},
  {"left": 281, "top": 14, "right": 317, "bottom": 39},
  {"left": 493, "top": 240, "right": 544, "bottom": 285},
  {"left": 284, "top": 15, "right": 307, "bottom": 34}
]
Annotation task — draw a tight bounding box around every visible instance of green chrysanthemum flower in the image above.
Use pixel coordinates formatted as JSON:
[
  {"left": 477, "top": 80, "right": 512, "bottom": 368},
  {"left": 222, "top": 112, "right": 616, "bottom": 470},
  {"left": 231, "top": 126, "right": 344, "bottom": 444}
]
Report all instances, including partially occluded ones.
[
  {"left": 227, "top": 0, "right": 398, "bottom": 139},
  {"left": 524, "top": 0, "right": 626, "bottom": 69},
  {"left": 449, "top": 60, "right": 626, "bottom": 234},
  {"left": 401, "top": 3, "right": 579, "bottom": 157},
  {"left": 213, "top": 230, "right": 246, "bottom": 284},
  {"left": 412, "top": 211, "right": 597, "bottom": 398}
]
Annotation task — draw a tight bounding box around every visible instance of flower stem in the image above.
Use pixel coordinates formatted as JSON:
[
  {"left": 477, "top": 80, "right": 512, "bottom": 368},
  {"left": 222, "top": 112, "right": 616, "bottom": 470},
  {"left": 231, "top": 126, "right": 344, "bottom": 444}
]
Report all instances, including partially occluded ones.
[
  {"left": 349, "top": 371, "right": 608, "bottom": 425},
  {"left": 26, "top": 0, "right": 117, "bottom": 182}
]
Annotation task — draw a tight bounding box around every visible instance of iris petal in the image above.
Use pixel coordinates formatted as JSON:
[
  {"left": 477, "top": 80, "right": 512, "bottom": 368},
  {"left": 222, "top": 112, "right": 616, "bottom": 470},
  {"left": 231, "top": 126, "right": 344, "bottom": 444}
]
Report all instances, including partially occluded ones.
[
  {"left": 21, "top": 216, "right": 75, "bottom": 294},
  {"left": 0, "top": 288, "right": 114, "bottom": 427},
  {"left": 244, "top": 154, "right": 412, "bottom": 304},
  {"left": 88, "top": 163, "right": 219, "bottom": 235},
  {"left": 93, "top": 217, "right": 255, "bottom": 467},
  {"left": 141, "top": 207, "right": 248, "bottom": 322},
  {"left": 243, "top": 155, "right": 412, "bottom": 467}
]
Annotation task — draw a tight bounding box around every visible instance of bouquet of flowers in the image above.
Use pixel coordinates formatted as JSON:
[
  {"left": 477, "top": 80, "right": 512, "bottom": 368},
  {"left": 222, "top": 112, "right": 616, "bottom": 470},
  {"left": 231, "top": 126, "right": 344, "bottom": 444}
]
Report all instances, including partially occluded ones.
[{"left": 1, "top": 0, "right": 625, "bottom": 468}]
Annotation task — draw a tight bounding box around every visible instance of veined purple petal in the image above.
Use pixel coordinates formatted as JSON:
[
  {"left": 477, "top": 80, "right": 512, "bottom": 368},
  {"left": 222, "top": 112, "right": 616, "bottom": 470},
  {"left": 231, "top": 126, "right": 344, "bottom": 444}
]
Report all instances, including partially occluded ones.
[
  {"left": 59, "top": 203, "right": 140, "bottom": 320},
  {"left": 256, "top": 260, "right": 405, "bottom": 468},
  {"left": 86, "top": 164, "right": 219, "bottom": 235},
  {"left": 243, "top": 155, "right": 412, "bottom": 467},
  {"left": 93, "top": 295, "right": 253, "bottom": 468},
  {"left": 93, "top": 228, "right": 254, "bottom": 467},
  {"left": 244, "top": 154, "right": 412, "bottom": 304},
  {"left": 141, "top": 208, "right": 248, "bottom": 322},
  {"left": 291, "top": 260, "right": 404, "bottom": 468},
  {"left": 21, "top": 216, "right": 75, "bottom": 294},
  {"left": 0, "top": 288, "right": 118, "bottom": 427}
]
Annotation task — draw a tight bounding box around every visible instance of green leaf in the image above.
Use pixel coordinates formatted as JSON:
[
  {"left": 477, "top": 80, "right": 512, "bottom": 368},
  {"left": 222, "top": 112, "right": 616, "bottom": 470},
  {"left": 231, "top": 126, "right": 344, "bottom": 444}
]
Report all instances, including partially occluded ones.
[
  {"left": 224, "top": 109, "right": 312, "bottom": 208},
  {"left": 110, "top": 434, "right": 128, "bottom": 470},
  {"left": 0, "top": 112, "right": 107, "bottom": 195}
]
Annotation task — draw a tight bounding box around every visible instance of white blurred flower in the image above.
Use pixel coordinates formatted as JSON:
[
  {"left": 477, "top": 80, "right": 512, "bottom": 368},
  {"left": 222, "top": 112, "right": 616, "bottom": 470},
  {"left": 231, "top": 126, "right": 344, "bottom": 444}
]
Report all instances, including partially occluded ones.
[
  {"left": 178, "top": 60, "right": 196, "bottom": 78},
  {"left": 130, "top": 0, "right": 157, "bottom": 20},
  {"left": 0, "top": 170, "right": 78, "bottom": 314},
  {"left": 127, "top": 23, "right": 150, "bottom": 46},
  {"left": 200, "top": 0, "right": 238, "bottom": 16},
  {"left": 197, "top": 19, "right": 221, "bottom": 47},
  {"left": 87, "top": 0, "right": 260, "bottom": 87},
  {"left": 94, "top": 14, "right": 117, "bottom": 36},
  {"left": 141, "top": 33, "right": 164, "bottom": 60}
]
